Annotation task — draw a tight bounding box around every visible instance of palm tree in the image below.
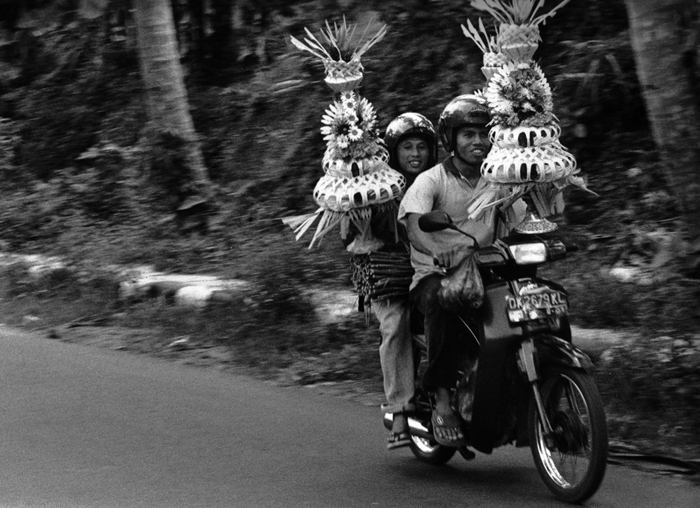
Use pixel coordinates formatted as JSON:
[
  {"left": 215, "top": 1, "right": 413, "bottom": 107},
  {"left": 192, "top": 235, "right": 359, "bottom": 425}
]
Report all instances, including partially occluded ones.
[
  {"left": 625, "top": 0, "right": 700, "bottom": 266},
  {"left": 133, "top": 0, "right": 212, "bottom": 209}
]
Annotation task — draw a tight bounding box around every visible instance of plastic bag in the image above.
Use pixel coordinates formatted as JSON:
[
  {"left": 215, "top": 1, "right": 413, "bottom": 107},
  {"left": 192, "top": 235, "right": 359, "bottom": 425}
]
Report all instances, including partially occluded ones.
[{"left": 437, "top": 252, "right": 484, "bottom": 312}]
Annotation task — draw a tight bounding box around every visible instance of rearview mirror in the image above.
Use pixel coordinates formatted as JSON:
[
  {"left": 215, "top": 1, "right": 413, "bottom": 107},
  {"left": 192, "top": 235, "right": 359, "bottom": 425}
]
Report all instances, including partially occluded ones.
[{"left": 418, "top": 211, "right": 454, "bottom": 233}]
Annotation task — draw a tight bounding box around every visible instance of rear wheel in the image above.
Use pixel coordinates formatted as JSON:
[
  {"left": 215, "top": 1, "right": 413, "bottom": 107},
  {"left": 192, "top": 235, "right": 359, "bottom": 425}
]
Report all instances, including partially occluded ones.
[
  {"left": 529, "top": 368, "right": 608, "bottom": 503},
  {"left": 409, "top": 435, "right": 457, "bottom": 465}
]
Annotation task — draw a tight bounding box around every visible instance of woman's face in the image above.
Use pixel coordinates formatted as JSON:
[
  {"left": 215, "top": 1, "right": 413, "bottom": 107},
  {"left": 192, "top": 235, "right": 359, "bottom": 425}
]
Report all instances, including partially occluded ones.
[{"left": 396, "top": 136, "right": 431, "bottom": 175}]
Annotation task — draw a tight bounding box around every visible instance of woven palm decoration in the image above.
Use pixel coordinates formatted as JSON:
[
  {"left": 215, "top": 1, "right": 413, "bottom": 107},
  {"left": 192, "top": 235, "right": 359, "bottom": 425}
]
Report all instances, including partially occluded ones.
[
  {"left": 284, "top": 18, "right": 405, "bottom": 250},
  {"left": 461, "top": 17, "right": 505, "bottom": 81},
  {"left": 461, "top": 0, "right": 594, "bottom": 231}
]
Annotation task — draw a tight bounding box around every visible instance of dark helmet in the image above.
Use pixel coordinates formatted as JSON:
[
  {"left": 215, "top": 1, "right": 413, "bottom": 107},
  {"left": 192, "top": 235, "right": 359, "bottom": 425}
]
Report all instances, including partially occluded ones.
[
  {"left": 384, "top": 112, "right": 438, "bottom": 171},
  {"left": 437, "top": 94, "right": 490, "bottom": 153}
]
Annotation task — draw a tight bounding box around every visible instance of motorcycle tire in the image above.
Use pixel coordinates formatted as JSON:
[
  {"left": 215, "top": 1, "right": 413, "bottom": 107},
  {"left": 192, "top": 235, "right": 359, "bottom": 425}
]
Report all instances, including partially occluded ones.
[
  {"left": 528, "top": 367, "right": 608, "bottom": 504},
  {"left": 409, "top": 435, "right": 457, "bottom": 465}
]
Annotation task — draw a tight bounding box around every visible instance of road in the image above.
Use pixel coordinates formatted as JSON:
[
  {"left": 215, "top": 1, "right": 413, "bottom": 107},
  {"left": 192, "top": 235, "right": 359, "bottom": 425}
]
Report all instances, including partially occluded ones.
[{"left": 1, "top": 327, "right": 698, "bottom": 508}]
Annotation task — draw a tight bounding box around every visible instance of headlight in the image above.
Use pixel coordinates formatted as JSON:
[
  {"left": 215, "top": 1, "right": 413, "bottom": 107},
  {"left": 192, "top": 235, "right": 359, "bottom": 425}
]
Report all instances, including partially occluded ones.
[{"left": 508, "top": 243, "right": 548, "bottom": 265}]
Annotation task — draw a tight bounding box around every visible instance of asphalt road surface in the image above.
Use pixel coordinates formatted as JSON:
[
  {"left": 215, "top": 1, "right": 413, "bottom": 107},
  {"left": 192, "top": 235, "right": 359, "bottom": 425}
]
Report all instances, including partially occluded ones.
[{"left": 1, "top": 327, "right": 698, "bottom": 508}]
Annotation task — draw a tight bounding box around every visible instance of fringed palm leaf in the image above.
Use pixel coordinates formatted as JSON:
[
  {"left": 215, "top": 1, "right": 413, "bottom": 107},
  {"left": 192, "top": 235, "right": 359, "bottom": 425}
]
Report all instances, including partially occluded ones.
[
  {"left": 470, "top": 0, "right": 571, "bottom": 25},
  {"left": 309, "top": 210, "right": 343, "bottom": 247},
  {"left": 462, "top": 18, "right": 500, "bottom": 54},
  {"left": 290, "top": 16, "right": 387, "bottom": 63},
  {"left": 290, "top": 29, "right": 334, "bottom": 61},
  {"left": 281, "top": 208, "right": 324, "bottom": 242}
]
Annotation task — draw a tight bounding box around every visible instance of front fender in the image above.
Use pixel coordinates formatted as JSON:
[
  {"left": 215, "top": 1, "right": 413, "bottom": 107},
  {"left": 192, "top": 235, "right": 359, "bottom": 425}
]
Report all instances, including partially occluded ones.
[{"left": 535, "top": 334, "right": 593, "bottom": 372}]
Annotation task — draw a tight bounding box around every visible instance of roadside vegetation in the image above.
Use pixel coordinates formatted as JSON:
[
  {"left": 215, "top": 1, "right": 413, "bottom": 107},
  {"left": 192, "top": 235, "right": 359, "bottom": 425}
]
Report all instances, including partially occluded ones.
[{"left": 1, "top": 0, "right": 699, "bottom": 464}]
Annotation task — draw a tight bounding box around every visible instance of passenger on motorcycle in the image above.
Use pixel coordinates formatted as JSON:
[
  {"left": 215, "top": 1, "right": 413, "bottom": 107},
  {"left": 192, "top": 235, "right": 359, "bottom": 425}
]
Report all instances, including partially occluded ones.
[
  {"left": 349, "top": 113, "right": 438, "bottom": 449},
  {"left": 398, "top": 94, "right": 525, "bottom": 447}
]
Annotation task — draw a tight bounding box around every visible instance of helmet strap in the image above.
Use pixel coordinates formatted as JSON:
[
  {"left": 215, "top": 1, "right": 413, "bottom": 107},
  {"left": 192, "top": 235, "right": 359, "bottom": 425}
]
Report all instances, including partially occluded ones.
[{"left": 453, "top": 150, "right": 470, "bottom": 165}]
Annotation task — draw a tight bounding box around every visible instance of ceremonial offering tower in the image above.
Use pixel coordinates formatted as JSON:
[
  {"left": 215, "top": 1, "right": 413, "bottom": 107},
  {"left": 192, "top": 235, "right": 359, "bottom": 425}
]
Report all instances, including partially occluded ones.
[
  {"left": 286, "top": 19, "right": 406, "bottom": 250},
  {"left": 462, "top": 0, "right": 593, "bottom": 233}
]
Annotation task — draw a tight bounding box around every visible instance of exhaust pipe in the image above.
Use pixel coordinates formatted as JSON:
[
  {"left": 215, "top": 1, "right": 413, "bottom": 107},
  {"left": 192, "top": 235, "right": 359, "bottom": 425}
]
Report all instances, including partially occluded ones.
[{"left": 383, "top": 413, "right": 433, "bottom": 440}]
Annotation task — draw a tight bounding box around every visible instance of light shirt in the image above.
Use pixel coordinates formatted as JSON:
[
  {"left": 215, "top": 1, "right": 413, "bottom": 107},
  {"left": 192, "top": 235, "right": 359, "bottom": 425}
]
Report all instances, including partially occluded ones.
[{"left": 398, "top": 157, "right": 502, "bottom": 290}]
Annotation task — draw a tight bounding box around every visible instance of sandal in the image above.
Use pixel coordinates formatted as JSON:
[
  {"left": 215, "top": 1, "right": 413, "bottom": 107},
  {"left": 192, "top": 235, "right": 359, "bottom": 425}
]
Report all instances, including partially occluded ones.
[
  {"left": 431, "top": 410, "right": 466, "bottom": 447},
  {"left": 387, "top": 430, "right": 411, "bottom": 450},
  {"left": 387, "top": 413, "right": 411, "bottom": 450}
]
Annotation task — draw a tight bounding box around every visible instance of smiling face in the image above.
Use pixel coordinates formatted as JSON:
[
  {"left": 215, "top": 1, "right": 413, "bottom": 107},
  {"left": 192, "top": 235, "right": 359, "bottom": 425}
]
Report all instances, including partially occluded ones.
[
  {"left": 454, "top": 125, "right": 491, "bottom": 167},
  {"left": 396, "top": 135, "right": 432, "bottom": 175}
]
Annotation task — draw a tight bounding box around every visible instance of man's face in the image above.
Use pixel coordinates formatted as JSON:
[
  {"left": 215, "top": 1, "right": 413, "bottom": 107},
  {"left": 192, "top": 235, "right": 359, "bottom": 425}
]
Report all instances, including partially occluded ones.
[
  {"left": 455, "top": 125, "right": 491, "bottom": 166},
  {"left": 396, "top": 135, "right": 431, "bottom": 175}
]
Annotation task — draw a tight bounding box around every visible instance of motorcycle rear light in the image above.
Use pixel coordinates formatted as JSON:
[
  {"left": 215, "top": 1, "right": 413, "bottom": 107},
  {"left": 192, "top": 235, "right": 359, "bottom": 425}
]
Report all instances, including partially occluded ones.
[{"left": 508, "top": 243, "right": 548, "bottom": 265}]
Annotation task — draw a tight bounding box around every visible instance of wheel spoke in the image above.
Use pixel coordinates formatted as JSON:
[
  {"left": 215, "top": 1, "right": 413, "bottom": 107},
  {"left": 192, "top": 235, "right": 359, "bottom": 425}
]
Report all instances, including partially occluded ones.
[
  {"left": 565, "top": 384, "right": 581, "bottom": 413},
  {"left": 537, "top": 375, "right": 593, "bottom": 487}
]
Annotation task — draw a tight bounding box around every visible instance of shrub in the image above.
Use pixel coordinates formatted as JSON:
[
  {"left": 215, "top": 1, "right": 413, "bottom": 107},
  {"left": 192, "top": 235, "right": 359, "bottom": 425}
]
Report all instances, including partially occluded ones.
[{"left": 598, "top": 335, "right": 700, "bottom": 445}]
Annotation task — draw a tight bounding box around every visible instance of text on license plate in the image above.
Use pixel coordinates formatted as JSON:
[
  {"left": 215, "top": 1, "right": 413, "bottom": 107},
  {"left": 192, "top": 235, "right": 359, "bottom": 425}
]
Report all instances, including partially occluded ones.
[{"left": 506, "top": 290, "right": 568, "bottom": 322}]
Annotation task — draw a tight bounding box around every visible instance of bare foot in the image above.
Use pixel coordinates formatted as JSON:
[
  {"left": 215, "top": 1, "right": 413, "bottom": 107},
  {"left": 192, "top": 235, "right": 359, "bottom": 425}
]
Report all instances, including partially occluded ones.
[{"left": 432, "top": 387, "right": 465, "bottom": 446}]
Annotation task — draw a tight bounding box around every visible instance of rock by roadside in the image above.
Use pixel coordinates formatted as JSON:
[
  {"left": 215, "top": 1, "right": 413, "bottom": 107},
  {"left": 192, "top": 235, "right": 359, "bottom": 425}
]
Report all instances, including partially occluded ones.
[
  {"left": 119, "top": 271, "right": 251, "bottom": 307},
  {"left": 571, "top": 325, "right": 633, "bottom": 360},
  {"left": 1, "top": 252, "right": 252, "bottom": 308}
]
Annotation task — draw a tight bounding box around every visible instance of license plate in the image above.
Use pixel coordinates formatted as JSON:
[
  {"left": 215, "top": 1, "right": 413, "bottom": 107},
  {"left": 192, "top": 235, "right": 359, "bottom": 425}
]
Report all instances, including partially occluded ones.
[{"left": 505, "top": 281, "right": 568, "bottom": 323}]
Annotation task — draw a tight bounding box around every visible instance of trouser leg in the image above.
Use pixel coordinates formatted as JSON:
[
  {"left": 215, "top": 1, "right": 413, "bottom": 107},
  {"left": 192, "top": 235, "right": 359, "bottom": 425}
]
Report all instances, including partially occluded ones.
[
  {"left": 410, "top": 274, "right": 476, "bottom": 392},
  {"left": 374, "top": 298, "right": 415, "bottom": 414}
]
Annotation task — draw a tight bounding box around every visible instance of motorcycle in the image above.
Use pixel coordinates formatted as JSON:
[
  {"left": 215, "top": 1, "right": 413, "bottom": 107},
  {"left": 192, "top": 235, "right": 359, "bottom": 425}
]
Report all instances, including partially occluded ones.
[{"left": 383, "top": 211, "right": 608, "bottom": 503}]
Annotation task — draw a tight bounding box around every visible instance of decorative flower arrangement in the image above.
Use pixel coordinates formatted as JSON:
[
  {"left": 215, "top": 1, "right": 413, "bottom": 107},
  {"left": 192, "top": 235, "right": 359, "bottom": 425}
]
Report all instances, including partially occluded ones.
[
  {"left": 320, "top": 91, "right": 383, "bottom": 161},
  {"left": 485, "top": 62, "right": 553, "bottom": 127},
  {"left": 283, "top": 18, "right": 406, "bottom": 250}
]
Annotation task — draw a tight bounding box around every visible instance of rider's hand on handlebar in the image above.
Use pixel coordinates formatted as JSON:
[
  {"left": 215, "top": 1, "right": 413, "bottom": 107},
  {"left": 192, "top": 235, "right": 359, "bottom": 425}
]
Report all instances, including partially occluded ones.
[{"left": 433, "top": 244, "right": 473, "bottom": 270}]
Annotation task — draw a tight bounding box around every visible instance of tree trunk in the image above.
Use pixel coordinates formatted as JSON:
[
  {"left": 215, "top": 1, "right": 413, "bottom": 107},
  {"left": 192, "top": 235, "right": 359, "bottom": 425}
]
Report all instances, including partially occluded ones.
[
  {"left": 625, "top": 0, "right": 700, "bottom": 251},
  {"left": 133, "top": 0, "right": 211, "bottom": 207}
]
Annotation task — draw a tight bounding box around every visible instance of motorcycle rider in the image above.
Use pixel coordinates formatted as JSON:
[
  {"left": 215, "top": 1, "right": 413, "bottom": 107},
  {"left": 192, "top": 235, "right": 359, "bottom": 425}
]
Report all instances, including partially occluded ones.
[
  {"left": 372, "top": 112, "right": 438, "bottom": 449},
  {"left": 398, "top": 94, "right": 525, "bottom": 447}
]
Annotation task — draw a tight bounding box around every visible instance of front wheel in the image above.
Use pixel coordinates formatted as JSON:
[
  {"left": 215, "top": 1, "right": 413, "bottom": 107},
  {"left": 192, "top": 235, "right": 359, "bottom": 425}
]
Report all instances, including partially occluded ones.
[{"left": 529, "top": 368, "right": 608, "bottom": 503}]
